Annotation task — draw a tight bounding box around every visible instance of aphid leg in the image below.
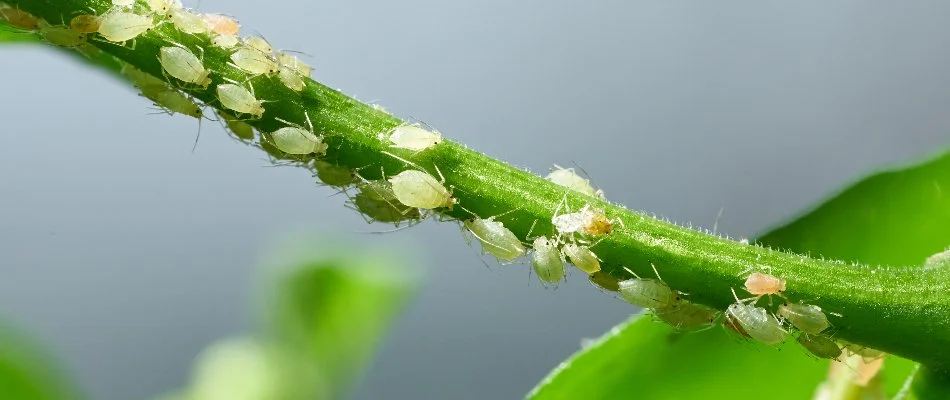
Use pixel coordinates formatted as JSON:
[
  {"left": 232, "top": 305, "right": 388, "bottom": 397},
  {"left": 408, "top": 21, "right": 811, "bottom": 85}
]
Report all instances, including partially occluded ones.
[
  {"left": 712, "top": 206, "right": 725, "bottom": 236},
  {"left": 622, "top": 266, "right": 642, "bottom": 280}
]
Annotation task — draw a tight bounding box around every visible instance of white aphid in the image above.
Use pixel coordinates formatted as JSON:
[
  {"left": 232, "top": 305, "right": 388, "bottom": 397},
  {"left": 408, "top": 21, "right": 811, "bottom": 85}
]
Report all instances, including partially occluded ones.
[
  {"left": 244, "top": 36, "right": 273, "bottom": 55},
  {"left": 389, "top": 169, "right": 454, "bottom": 210},
  {"left": 170, "top": 9, "right": 208, "bottom": 34},
  {"left": 546, "top": 165, "right": 605, "bottom": 199},
  {"left": 531, "top": 236, "right": 565, "bottom": 284},
  {"left": 211, "top": 34, "right": 239, "bottom": 49},
  {"left": 230, "top": 48, "right": 279, "bottom": 76},
  {"left": 97, "top": 12, "right": 154, "bottom": 43},
  {"left": 562, "top": 243, "right": 600, "bottom": 274},
  {"left": 388, "top": 124, "right": 442, "bottom": 151},
  {"left": 40, "top": 26, "right": 86, "bottom": 47},
  {"left": 277, "top": 51, "right": 312, "bottom": 76},
  {"left": 159, "top": 45, "right": 211, "bottom": 88},
  {"left": 270, "top": 112, "right": 326, "bottom": 155},
  {"left": 70, "top": 14, "right": 100, "bottom": 34},
  {"left": 463, "top": 216, "right": 525, "bottom": 262},
  {"left": 552, "top": 204, "right": 613, "bottom": 237},
  {"left": 216, "top": 83, "right": 265, "bottom": 119},
  {"left": 202, "top": 13, "right": 239, "bottom": 36}
]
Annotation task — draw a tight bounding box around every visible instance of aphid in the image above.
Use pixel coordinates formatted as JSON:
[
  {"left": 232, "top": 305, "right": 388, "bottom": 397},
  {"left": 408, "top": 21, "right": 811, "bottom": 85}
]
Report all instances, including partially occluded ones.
[
  {"left": 839, "top": 341, "right": 886, "bottom": 360},
  {"left": 122, "top": 64, "right": 165, "bottom": 89},
  {"left": 97, "top": 11, "right": 154, "bottom": 43},
  {"left": 202, "top": 13, "right": 239, "bottom": 36},
  {"left": 797, "top": 334, "right": 842, "bottom": 360},
  {"left": 140, "top": 84, "right": 203, "bottom": 118},
  {"left": 552, "top": 204, "right": 614, "bottom": 237},
  {"left": 277, "top": 66, "right": 305, "bottom": 91},
  {"left": 744, "top": 271, "right": 786, "bottom": 298},
  {"left": 244, "top": 36, "right": 273, "bottom": 55},
  {"left": 618, "top": 265, "right": 677, "bottom": 309},
  {"left": 112, "top": 0, "right": 134, "bottom": 7},
  {"left": 0, "top": 7, "right": 39, "bottom": 30},
  {"left": 924, "top": 247, "right": 950, "bottom": 269},
  {"left": 169, "top": 9, "right": 208, "bottom": 34},
  {"left": 277, "top": 51, "right": 312, "bottom": 76},
  {"left": 312, "top": 160, "right": 357, "bottom": 187},
  {"left": 159, "top": 45, "right": 211, "bottom": 88},
  {"left": 562, "top": 243, "right": 600, "bottom": 274},
  {"left": 269, "top": 112, "right": 327, "bottom": 155},
  {"left": 40, "top": 26, "right": 86, "bottom": 47},
  {"left": 777, "top": 302, "right": 830, "bottom": 335},
  {"left": 350, "top": 181, "right": 422, "bottom": 225},
  {"left": 69, "top": 14, "right": 100, "bottom": 34},
  {"left": 726, "top": 289, "right": 788, "bottom": 345},
  {"left": 531, "top": 237, "right": 565, "bottom": 284},
  {"left": 588, "top": 271, "right": 619, "bottom": 292},
  {"left": 144, "top": 0, "right": 174, "bottom": 14},
  {"left": 217, "top": 110, "right": 255, "bottom": 141},
  {"left": 211, "top": 34, "right": 239, "bottom": 49},
  {"left": 216, "top": 83, "right": 265, "bottom": 118},
  {"left": 546, "top": 165, "right": 605, "bottom": 199},
  {"left": 389, "top": 169, "right": 455, "bottom": 210},
  {"left": 230, "top": 48, "right": 279, "bottom": 76},
  {"left": 387, "top": 124, "right": 442, "bottom": 152},
  {"left": 723, "top": 313, "right": 751, "bottom": 338},
  {"left": 655, "top": 299, "right": 720, "bottom": 333},
  {"left": 463, "top": 215, "right": 525, "bottom": 262}
]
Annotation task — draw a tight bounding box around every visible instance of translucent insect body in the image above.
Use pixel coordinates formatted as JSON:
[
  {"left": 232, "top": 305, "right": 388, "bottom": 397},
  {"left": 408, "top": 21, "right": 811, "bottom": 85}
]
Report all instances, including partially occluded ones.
[
  {"left": 463, "top": 216, "right": 525, "bottom": 262},
  {"left": 159, "top": 45, "right": 211, "bottom": 88},
  {"left": 531, "top": 237, "right": 565, "bottom": 284},
  {"left": 777, "top": 302, "right": 830, "bottom": 335},
  {"left": 388, "top": 124, "right": 442, "bottom": 151},
  {"left": 389, "top": 170, "right": 454, "bottom": 210},
  {"left": 618, "top": 266, "right": 676, "bottom": 309},
  {"left": 562, "top": 243, "right": 600, "bottom": 274},
  {"left": 546, "top": 165, "right": 605, "bottom": 199}
]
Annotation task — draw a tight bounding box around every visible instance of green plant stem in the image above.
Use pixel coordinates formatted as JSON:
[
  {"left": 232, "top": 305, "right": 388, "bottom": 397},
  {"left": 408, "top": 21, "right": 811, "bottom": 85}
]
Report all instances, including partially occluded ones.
[{"left": 10, "top": 0, "right": 950, "bottom": 369}]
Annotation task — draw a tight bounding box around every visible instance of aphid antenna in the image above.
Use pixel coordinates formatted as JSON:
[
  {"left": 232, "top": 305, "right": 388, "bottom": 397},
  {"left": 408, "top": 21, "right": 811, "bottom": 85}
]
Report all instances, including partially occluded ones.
[
  {"left": 190, "top": 115, "right": 203, "bottom": 153},
  {"left": 380, "top": 150, "right": 424, "bottom": 170},
  {"left": 280, "top": 48, "right": 313, "bottom": 57}
]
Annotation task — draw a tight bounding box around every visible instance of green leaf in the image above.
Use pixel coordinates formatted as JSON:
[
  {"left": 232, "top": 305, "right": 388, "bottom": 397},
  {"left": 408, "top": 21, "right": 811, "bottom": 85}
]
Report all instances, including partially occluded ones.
[
  {"left": 0, "top": 21, "right": 38, "bottom": 42},
  {"left": 530, "top": 151, "right": 950, "bottom": 399},
  {"left": 0, "top": 320, "right": 82, "bottom": 400}
]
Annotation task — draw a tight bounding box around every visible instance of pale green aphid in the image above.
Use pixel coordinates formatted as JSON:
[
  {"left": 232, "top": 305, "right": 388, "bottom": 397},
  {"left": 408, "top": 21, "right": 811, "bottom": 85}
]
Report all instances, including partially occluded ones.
[
  {"left": 97, "top": 11, "right": 154, "bottom": 43},
  {"left": 40, "top": 26, "right": 86, "bottom": 47},
  {"left": 277, "top": 51, "right": 312, "bottom": 76},
  {"left": 277, "top": 66, "right": 305, "bottom": 92},
  {"left": 230, "top": 48, "right": 279, "bottom": 76},
  {"left": 655, "top": 299, "right": 721, "bottom": 333},
  {"left": 618, "top": 266, "right": 677, "bottom": 309},
  {"left": 777, "top": 302, "right": 830, "bottom": 335},
  {"left": 169, "top": 9, "right": 207, "bottom": 34},
  {"left": 159, "top": 45, "right": 211, "bottom": 88},
  {"left": 217, "top": 111, "right": 255, "bottom": 141},
  {"left": 216, "top": 83, "right": 264, "bottom": 118},
  {"left": 144, "top": 0, "right": 174, "bottom": 14},
  {"left": 388, "top": 124, "right": 442, "bottom": 151},
  {"left": 312, "top": 160, "right": 357, "bottom": 187},
  {"left": 270, "top": 112, "right": 327, "bottom": 155},
  {"left": 212, "top": 34, "right": 239, "bottom": 49},
  {"left": 531, "top": 237, "right": 565, "bottom": 284},
  {"left": 546, "top": 165, "right": 605, "bottom": 200},
  {"left": 244, "top": 36, "right": 273, "bottom": 54},
  {"left": 563, "top": 243, "right": 600, "bottom": 274},
  {"left": 140, "top": 84, "right": 202, "bottom": 118},
  {"left": 349, "top": 181, "right": 422, "bottom": 225},
  {"left": 797, "top": 334, "right": 842, "bottom": 360},
  {"left": 389, "top": 169, "right": 455, "bottom": 210},
  {"left": 463, "top": 216, "right": 525, "bottom": 262},
  {"left": 726, "top": 289, "right": 788, "bottom": 345}
]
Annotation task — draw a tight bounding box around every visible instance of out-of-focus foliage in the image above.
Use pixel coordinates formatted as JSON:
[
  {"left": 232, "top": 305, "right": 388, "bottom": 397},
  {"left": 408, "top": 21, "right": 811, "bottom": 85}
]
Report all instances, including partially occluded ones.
[{"left": 0, "top": 320, "right": 82, "bottom": 400}]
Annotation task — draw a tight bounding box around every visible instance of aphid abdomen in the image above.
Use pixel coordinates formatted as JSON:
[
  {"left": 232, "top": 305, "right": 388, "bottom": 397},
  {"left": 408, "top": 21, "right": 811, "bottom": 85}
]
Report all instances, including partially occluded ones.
[
  {"left": 563, "top": 243, "right": 600, "bottom": 274},
  {"left": 389, "top": 170, "right": 452, "bottom": 209},
  {"left": 388, "top": 124, "right": 442, "bottom": 151},
  {"left": 618, "top": 278, "right": 675, "bottom": 309},
  {"left": 531, "top": 237, "right": 565, "bottom": 284},
  {"left": 726, "top": 303, "right": 788, "bottom": 345},
  {"left": 269, "top": 127, "right": 326, "bottom": 155},
  {"left": 159, "top": 46, "right": 210, "bottom": 88},
  {"left": 216, "top": 83, "right": 264, "bottom": 118},
  {"left": 170, "top": 9, "right": 207, "bottom": 34},
  {"left": 588, "top": 271, "right": 619, "bottom": 292},
  {"left": 40, "top": 26, "right": 86, "bottom": 47},
  {"left": 70, "top": 14, "right": 101, "bottom": 34},
  {"left": 230, "top": 48, "right": 278, "bottom": 75},
  {"left": 0, "top": 7, "right": 39, "bottom": 30},
  {"left": 744, "top": 272, "right": 786, "bottom": 296},
  {"left": 97, "top": 12, "right": 153, "bottom": 43},
  {"left": 464, "top": 218, "right": 525, "bottom": 261},
  {"left": 312, "top": 160, "right": 356, "bottom": 187},
  {"left": 777, "top": 303, "right": 830, "bottom": 335},
  {"left": 797, "top": 334, "right": 842, "bottom": 360},
  {"left": 278, "top": 67, "right": 305, "bottom": 91},
  {"left": 655, "top": 300, "right": 720, "bottom": 333}
]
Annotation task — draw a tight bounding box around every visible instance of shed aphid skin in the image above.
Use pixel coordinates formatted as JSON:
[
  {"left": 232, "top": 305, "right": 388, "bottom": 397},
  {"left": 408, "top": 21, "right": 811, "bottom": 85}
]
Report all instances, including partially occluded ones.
[
  {"left": 531, "top": 237, "right": 565, "bottom": 284},
  {"left": 562, "top": 243, "right": 600, "bottom": 274},
  {"left": 216, "top": 82, "right": 265, "bottom": 119},
  {"left": 230, "top": 47, "right": 279, "bottom": 77},
  {"left": 725, "top": 288, "right": 788, "bottom": 345},
  {"left": 797, "top": 334, "right": 842, "bottom": 360},
  {"left": 70, "top": 14, "right": 100, "bottom": 34},
  {"left": 462, "top": 212, "right": 526, "bottom": 262},
  {"left": 216, "top": 110, "right": 255, "bottom": 141},
  {"left": 159, "top": 44, "right": 211, "bottom": 89},
  {"left": 545, "top": 165, "right": 605, "bottom": 200},
  {"left": 269, "top": 112, "right": 327, "bottom": 156},
  {"left": 202, "top": 13, "right": 239, "bottom": 36},
  {"left": 40, "top": 25, "right": 86, "bottom": 48},
  {"left": 389, "top": 168, "right": 455, "bottom": 210},
  {"left": 97, "top": 11, "right": 154, "bottom": 44},
  {"left": 312, "top": 160, "right": 357, "bottom": 188},
  {"left": 0, "top": 6, "right": 39, "bottom": 30},
  {"left": 777, "top": 302, "right": 831, "bottom": 335},
  {"left": 387, "top": 124, "right": 442, "bottom": 152},
  {"left": 552, "top": 204, "right": 616, "bottom": 237},
  {"left": 618, "top": 265, "right": 678, "bottom": 309},
  {"left": 655, "top": 299, "right": 721, "bottom": 333},
  {"left": 349, "top": 181, "right": 422, "bottom": 226}
]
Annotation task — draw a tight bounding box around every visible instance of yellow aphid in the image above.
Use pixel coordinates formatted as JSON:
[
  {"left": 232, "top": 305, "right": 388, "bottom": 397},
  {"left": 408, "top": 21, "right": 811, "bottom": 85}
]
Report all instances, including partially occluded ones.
[
  {"left": 0, "top": 7, "right": 39, "bottom": 30},
  {"left": 202, "top": 13, "right": 240, "bottom": 36},
  {"left": 216, "top": 83, "right": 264, "bottom": 119},
  {"left": 40, "top": 26, "right": 86, "bottom": 47},
  {"left": 388, "top": 124, "right": 442, "bottom": 151},
  {"left": 98, "top": 11, "right": 154, "bottom": 43},
  {"left": 170, "top": 9, "right": 207, "bottom": 34},
  {"left": 144, "top": 0, "right": 179, "bottom": 14},
  {"left": 744, "top": 272, "right": 786, "bottom": 297},
  {"left": 244, "top": 36, "right": 273, "bottom": 55},
  {"left": 389, "top": 170, "right": 455, "bottom": 210},
  {"left": 70, "top": 14, "right": 100, "bottom": 34},
  {"left": 552, "top": 204, "right": 612, "bottom": 237},
  {"left": 563, "top": 243, "right": 600, "bottom": 274},
  {"left": 277, "top": 67, "right": 305, "bottom": 91},
  {"left": 230, "top": 48, "right": 279, "bottom": 76},
  {"left": 277, "top": 52, "right": 312, "bottom": 76},
  {"left": 211, "top": 34, "right": 239, "bottom": 49},
  {"left": 159, "top": 45, "right": 211, "bottom": 88}
]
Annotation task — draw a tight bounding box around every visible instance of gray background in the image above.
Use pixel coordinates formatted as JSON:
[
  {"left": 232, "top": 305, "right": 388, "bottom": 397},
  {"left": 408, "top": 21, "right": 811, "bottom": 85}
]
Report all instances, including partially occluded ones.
[{"left": 2, "top": 1, "right": 950, "bottom": 399}]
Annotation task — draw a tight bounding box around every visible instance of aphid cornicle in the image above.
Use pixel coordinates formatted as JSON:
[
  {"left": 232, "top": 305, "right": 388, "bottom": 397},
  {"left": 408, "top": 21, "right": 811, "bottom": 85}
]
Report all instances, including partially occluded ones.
[
  {"left": 531, "top": 237, "right": 565, "bottom": 284},
  {"left": 797, "top": 334, "right": 842, "bottom": 360},
  {"left": 389, "top": 170, "right": 455, "bottom": 210},
  {"left": 270, "top": 112, "right": 327, "bottom": 155},
  {"left": 777, "top": 302, "right": 830, "bottom": 335},
  {"left": 463, "top": 216, "right": 525, "bottom": 262},
  {"left": 562, "top": 243, "right": 600, "bottom": 274},
  {"left": 159, "top": 45, "right": 211, "bottom": 88},
  {"left": 230, "top": 48, "right": 279, "bottom": 76},
  {"left": 726, "top": 290, "right": 788, "bottom": 345},
  {"left": 387, "top": 124, "right": 442, "bottom": 151},
  {"left": 312, "top": 160, "right": 357, "bottom": 187},
  {"left": 216, "top": 83, "right": 265, "bottom": 119},
  {"left": 97, "top": 11, "right": 154, "bottom": 43},
  {"left": 70, "top": 14, "right": 100, "bottom": 34},
  {"left": 618, "top": 273, "right": 677, "bottom": 309},
  {"left": 655, "top": 299, "right": 720, "bottom": 333},
  {"left": 546, "top": 165, "right": 605, "bottom": 199}
]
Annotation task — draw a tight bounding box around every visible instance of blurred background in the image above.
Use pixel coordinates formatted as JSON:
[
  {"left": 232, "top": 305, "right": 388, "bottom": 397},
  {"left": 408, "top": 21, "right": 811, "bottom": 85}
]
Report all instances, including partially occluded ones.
[{"left": 3, "top": 1, "right": 950, "bottom": 399}]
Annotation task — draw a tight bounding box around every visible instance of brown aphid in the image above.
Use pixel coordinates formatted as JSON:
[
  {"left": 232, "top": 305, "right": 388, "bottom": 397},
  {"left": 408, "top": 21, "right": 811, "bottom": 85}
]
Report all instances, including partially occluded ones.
[{"left": 744, "top": 272, "right": 786, "bottom": 297}]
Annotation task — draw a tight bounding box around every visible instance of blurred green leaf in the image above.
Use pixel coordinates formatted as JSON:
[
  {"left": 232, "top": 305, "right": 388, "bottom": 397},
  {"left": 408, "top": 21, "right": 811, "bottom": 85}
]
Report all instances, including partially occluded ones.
[
  {"left": 0, "top": 21, "right": 38, "bottom": 42},
  {"left": 529, "top": 151, "right": 950, "bottom": 399},
  {"left": 0, "top": 320, "right": 81, "bottom": 400}
]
